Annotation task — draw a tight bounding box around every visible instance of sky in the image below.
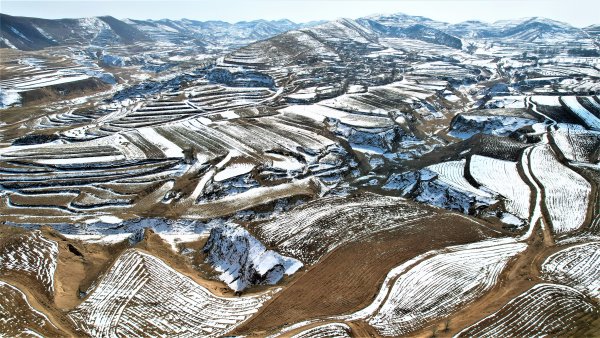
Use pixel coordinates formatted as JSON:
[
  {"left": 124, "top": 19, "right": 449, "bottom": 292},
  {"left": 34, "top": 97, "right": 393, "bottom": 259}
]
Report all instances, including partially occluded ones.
[{"left": 1, "top": 0, "right": 599, "bottom": 27}]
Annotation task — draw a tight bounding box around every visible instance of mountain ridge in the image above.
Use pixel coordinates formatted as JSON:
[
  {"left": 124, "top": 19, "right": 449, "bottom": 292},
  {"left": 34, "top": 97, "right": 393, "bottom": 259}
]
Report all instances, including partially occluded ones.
[{"left": 0, "top": 12, "right": 594, "bottom": 51}]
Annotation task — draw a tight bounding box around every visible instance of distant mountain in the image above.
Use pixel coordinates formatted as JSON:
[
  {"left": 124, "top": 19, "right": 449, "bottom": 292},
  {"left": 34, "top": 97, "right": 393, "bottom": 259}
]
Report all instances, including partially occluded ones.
[
  {"left": 583, "top": 24, "right": 600, "bottom": 45},
  {"left": 359, "top": 14, "right": 588, "bottom": 44},
  {"left": 0, "top": 13, "right": 321, "bottom": 50},
  {"left": 446, "top": 17, "right": 587, "bottom": 42},
  {"left": 124, "top": 18, "right": 317, "bottom": 48},
  {"left": 357, "top": 16, "right": 462, "bottom": 49},
  {"left": 0, "top": 14, "right": 149, "bottom": 50},
  {"left": 0, "top": 12, "right": 592, "bottom": 51}
]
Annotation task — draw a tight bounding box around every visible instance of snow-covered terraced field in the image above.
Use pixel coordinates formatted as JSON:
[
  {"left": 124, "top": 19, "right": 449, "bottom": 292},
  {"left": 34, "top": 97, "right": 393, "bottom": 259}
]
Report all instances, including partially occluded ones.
[
  {"left": 111, "top": 101, "right": 201, "bottom": 128},
  {"left": 0, "top": 281, "right": 62, "bottom": 337},
  {"left": 3, "top": 11, "right": 600, "bottom": 338},
  {"left": 0, "top": 231, "right": 58, "bottom": 294},
  {"left": 415, "top": 159, "right": 500, "bottom": 215},
  {"left": 561, "top": 96, "right": 600, "bottom": 131},
  {"left": 69, "top": 249, "right": 274, "bottom": 337},
  {"left": 542, "top": 242, "right": 600, "bottom": 297},
  {"left": 290, "top": 323, "right": 352, "bottom": 338},
  {"left": 317, "top": 81, "right": 437, "bottom": 116},
  {"left": 0, "top": 157, "right": 183, "bottom": 219},
  {"left": 254, "top": 194, "right": 433, "bottom": 264},
  {"left": 469, "top": 155, "right": 531, "bottom": 219},
  {"left": 1, "top": 72, "right": 91, "bottom": 91},
  {"left": 0, "top": 55, "right": 113, "bottom": 109},
  {"left": 427, "top": 160, "right": 494, "bottom": 198},
  {"left": 551, "top": 124, "right": 600, "bottom": 163},
  {"left": 456, "top": 284, "right": 599, "bottom": 337},
  {"left": 528, "top": 145, "right": 591, "bottom": 234},
  {"left": 366, "top": 239, "right": 526, "bottom": 336},
  {"left": 385, "top": 158, "right": 507, "bottom": 215},
  {"left": 0, "top": 109, "right": 346, "bottom": 221}
]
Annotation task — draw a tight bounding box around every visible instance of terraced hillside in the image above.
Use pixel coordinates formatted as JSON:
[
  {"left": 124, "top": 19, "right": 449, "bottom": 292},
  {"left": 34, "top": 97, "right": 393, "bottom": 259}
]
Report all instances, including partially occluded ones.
[{"left": 1, "top": 10, "right": 600, "bottom": 338}]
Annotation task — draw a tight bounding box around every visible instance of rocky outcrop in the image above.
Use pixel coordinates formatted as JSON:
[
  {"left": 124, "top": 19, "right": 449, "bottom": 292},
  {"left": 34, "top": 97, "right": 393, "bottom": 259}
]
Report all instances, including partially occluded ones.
[
  {"left": 203, "top": 224, "right": 303, "bottom": 292},
  {"left": 206, "top": 68, "right": 275, "bottom": 87},
  {"left": 329, "top": 120, "right": 405, "bottom": 153},
  {"left": 449, "top": 114, "right": 536, "bottom": 139},
  {"left": 384, "top": 168, "right": 496, "bottom": 214}
]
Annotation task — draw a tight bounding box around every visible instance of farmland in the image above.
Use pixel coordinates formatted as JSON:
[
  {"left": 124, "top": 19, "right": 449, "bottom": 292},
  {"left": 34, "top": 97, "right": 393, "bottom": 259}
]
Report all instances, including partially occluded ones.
[{"left": 1, "top": 9, "right": 600, "bottom": 338}]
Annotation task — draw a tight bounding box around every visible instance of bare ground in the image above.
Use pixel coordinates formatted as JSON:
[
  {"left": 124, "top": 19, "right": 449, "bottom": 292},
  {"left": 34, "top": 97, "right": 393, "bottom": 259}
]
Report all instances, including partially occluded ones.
[{"left": 234, "top": 212, "right": 502, "bottom": 336}]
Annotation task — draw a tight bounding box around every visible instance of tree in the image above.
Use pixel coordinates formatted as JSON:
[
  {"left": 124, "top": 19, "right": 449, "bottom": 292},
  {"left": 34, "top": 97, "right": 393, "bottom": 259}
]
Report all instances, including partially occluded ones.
[
  {"left": 444, "top": 319, "right": 451, "bottom": 332},
  {"left": 182, "top": 147, "right": 196, "bottom": 165},
  {"left": 466, "top": 42, "right": 477, "bottom": 55}
]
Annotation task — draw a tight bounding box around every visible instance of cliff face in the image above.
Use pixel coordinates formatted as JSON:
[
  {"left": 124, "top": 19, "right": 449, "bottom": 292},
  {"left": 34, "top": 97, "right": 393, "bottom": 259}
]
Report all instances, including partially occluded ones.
[
  {"left": 203, "top": 224, "right": 303, "bottom": 292},
  {"left": 449, "top": 114, "right": 536, "bottom": 139},
  {"left": 384, "top": 168, "right": 497, "bottom": 215}
]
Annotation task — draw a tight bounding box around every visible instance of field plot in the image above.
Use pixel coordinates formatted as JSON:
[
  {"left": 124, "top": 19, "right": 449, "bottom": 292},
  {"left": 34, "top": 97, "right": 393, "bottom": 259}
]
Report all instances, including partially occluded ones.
[
  {"left": 289, "top": 323, "right": 352, "bottom": 338},
  {"left": 0, "top": 55, "right": 113, "bottom": 109},
  {"left": 401, "top": 159, "right": 499, "bottom": 214},
  {"left": 0, "top": 231, "right": 58, "bottom": 294},
  {"left": 317, "top": 80, "right": 437, "bottom": 116},
  {"left": 253, "top": 193, "right": 433, "bottom": 264},
  {"left": 528, "top": 145, "right": 591, "bottom": 234},
  {"left": 0, "top": 156, "right": 183, "bottom": 222},
  {"left": 469, "top": 155, "right": 531, "bottom": 219},
  {"left": 542, "top": 242, "right": 600, "bottom": 298},
  {"left": 427, "top": 159, "right": 494, "bottom": 198},
  {"left": 561, "top": 96, "right": 600, "bottom": 131},
  {"left": 456, "top": 284, "right": 599, "bottom": 337},
  {"left": 365, "top": 239, "right": 526, "bottom": 336},
  {"left": 550, "top": 124, "right": 600, "bottom": 163},
  {"left": 69, "top": 249, "right": 274, "bottom": 337},
  {"left": 0, "top": 109, "right": 346, "bottom": 222},
  {"left": 236, "top": 212, "right": 500, "bottom": 335},
  {"left": 409, "top": 61, "right": 483, "bottom": 83},
  {"left": 0, "top": 281, "right": 64, "bottom": 337},
  {"left": 103, "top": 100, "right": 202, "bottom": 130}
]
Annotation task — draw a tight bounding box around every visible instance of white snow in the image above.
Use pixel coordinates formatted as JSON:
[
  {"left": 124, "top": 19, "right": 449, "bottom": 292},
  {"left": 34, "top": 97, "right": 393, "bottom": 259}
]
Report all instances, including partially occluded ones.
[
  {"left": 532, "top": 95, "right": 561, "bottom": 107},
  {"left": 562, "top": 96, "right": 600, "bottom": 131},
  {"left": 456, "top": 283, "right": 597, "bottom": 337},
  {"left": 158, "top": 233, "right": 206, "bottom": 252},
  {"left": 0, "top": 90, "right": 21, "bottom": 108},
  {"left": 9, "top": 26, "right": 32, "bottom": 42},
  {"left": 213, "top": 162, "right": 255, "bottom": 182},
  {"left": 542, "top": 242, "right": 600, "bottom": 297},
  {"left": 501, "top": 213, "right": 523, "bottom": 226},
  {"left": 0, "top": 231, "right": 58, "bottom": 294},
  {"left": 69, "top": 249, "right": 275, "bottom": 337},
  {"left": 32, "top": 25, "right": 55, "bottom": 41},
  {"left": 470, "top": 155, "right": 531, "bottom": 219},
  {"left": 366, "top": 239, "right": 526, "bottom": 336},
  {"left": 63, "top": 233, "right": 132, "bottom": 245},
  {"left": 138, "top": 127, "right": 183, "bottom": 158},
  {"left": 204, "top": 224, "right": 303, "bottom": 292},
  {"left": 529, "top": 145, "right": 591, "bottom": 234}
]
